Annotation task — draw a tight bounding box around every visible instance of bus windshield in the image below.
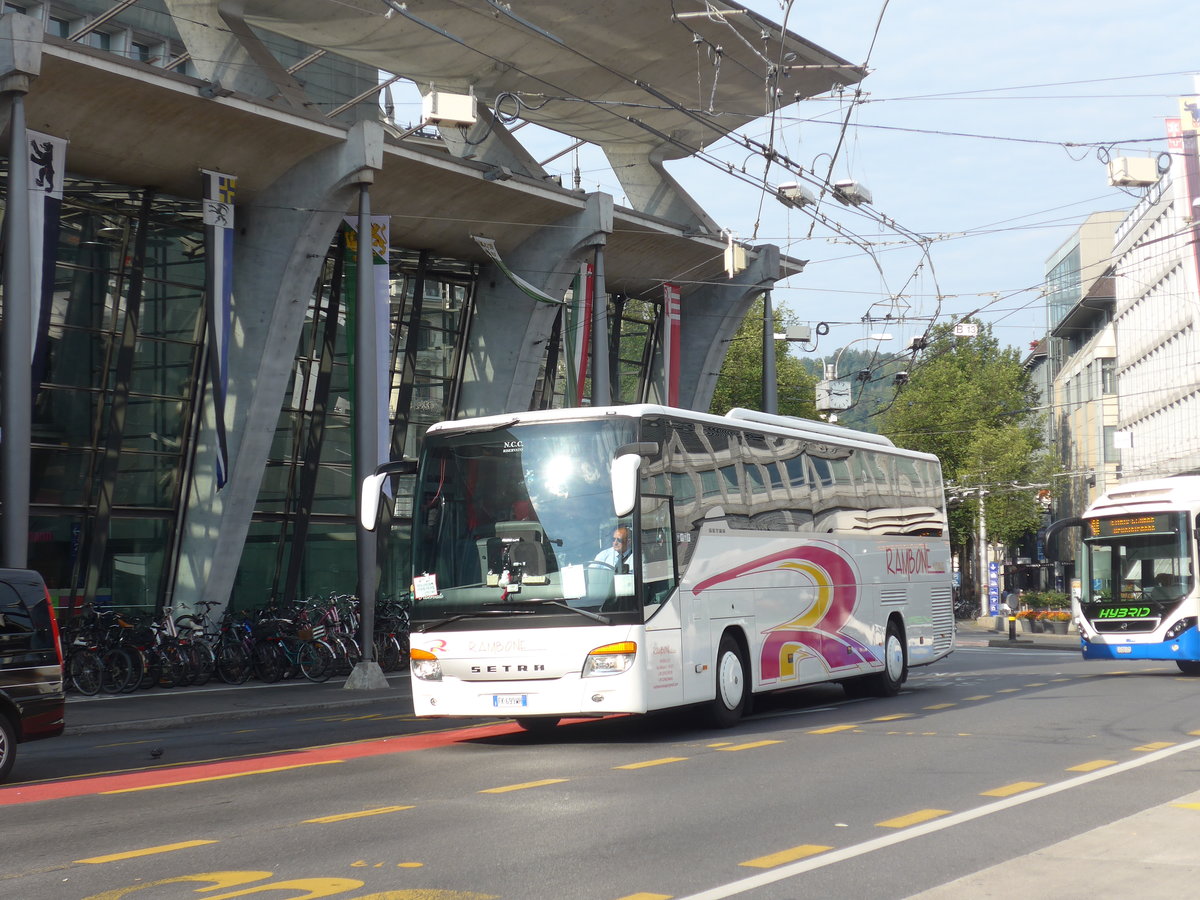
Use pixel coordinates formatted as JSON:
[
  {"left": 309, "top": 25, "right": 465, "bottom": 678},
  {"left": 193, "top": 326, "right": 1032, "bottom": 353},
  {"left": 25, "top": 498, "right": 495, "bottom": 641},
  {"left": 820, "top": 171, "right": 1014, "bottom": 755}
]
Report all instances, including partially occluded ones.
[
  {"left": 1082, "top": 512, "right": 1193, "bottom": 606},
  {"left": 410, "top": 418, "right": 642, "bottom": 626}
]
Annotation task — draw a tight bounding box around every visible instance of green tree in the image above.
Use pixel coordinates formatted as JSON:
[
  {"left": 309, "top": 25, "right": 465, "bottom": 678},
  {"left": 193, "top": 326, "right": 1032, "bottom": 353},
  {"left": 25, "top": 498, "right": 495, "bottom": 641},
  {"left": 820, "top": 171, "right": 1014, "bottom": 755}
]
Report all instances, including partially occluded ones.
[
  {"left": 709, "top": 297, "right": 817, "bottom": 418},
  {"left": 879, "top": 321, "right": 1050, "bottom": 552}
]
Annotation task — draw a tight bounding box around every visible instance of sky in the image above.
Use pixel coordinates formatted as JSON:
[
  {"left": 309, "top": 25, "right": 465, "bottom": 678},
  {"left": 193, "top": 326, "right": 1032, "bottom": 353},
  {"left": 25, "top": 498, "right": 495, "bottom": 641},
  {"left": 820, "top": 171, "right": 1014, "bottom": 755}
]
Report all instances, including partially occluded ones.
[{"left": 387, "top": 1, "right": 1200, "bottom": 360}]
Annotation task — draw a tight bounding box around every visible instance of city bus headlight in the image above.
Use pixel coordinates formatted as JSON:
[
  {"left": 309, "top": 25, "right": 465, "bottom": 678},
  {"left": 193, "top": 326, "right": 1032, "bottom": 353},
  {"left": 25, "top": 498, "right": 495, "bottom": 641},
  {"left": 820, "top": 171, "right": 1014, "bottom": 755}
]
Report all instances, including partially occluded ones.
[
  {"left": 410, "top": 648, "right": 443, "bottom": 681},
  {"left": 582, "top": 641, "right": 637, "bottom": 677},
  {"left": 1165, "top": 617, "right": 1197, "bottom": 641}
]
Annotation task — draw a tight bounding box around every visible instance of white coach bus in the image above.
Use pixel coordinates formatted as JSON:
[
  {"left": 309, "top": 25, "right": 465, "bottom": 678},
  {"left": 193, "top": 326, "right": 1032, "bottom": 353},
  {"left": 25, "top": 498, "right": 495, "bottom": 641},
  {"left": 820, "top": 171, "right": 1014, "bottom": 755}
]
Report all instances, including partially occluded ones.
[{"left": 372, "top": 405, "right": 955, "bottom": 731}]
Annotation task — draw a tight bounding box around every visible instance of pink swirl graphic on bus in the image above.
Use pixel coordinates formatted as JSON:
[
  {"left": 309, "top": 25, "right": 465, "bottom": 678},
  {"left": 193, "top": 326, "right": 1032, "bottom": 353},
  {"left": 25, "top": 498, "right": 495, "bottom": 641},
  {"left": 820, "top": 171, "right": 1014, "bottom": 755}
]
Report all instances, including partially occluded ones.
[{"left": 692, "top": 543, "right": 877, "bottom": 681}]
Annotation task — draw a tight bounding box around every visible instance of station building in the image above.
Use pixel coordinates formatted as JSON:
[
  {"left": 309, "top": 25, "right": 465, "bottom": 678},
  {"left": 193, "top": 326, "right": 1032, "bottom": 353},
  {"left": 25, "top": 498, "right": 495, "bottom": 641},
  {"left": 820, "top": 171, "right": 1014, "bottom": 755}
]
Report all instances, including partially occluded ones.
[{"left": 0, "top": 1, "right": 861, "bottom": 617}]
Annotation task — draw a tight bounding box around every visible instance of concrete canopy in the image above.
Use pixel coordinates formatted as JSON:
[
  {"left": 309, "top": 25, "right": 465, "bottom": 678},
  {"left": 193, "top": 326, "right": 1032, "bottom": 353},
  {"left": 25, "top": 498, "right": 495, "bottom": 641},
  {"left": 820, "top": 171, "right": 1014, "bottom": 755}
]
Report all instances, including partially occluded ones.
[{"left": 235, "top": 0, "right": 865, "bottom": 158}]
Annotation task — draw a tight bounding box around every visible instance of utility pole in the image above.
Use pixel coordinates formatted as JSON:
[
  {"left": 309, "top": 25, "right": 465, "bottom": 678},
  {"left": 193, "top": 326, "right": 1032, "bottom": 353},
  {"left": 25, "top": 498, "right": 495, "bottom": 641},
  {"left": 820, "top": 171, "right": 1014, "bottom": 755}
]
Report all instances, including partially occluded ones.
[{"left": 977, "top": 487, "right": 988, "bottom": 618}]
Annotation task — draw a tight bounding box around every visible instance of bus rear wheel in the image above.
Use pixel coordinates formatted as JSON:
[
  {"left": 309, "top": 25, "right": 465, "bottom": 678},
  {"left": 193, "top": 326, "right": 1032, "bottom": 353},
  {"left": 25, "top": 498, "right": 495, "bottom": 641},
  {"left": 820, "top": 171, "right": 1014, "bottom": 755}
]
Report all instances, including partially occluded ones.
[
  {"left": 1176, "top": 660, "right": 1200, "bottom": 676},
  {"left": 708, "top": 633, "right": 748, "bottom": 728}
]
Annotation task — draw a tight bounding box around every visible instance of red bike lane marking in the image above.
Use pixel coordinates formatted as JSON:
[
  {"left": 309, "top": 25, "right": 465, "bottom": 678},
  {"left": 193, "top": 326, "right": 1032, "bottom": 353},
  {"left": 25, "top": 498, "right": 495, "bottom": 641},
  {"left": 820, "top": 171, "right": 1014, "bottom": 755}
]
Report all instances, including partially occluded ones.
[{"left": 0, "top": 721, "right": 528, "bottom": 807}]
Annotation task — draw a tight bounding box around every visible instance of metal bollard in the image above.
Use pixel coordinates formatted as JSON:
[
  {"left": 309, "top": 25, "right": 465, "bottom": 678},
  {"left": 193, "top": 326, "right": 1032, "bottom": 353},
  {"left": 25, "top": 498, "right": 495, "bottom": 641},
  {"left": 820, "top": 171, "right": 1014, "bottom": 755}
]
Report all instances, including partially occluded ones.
[{"left": 1008, "top": 615, "right": 1017, "bottom": 641}]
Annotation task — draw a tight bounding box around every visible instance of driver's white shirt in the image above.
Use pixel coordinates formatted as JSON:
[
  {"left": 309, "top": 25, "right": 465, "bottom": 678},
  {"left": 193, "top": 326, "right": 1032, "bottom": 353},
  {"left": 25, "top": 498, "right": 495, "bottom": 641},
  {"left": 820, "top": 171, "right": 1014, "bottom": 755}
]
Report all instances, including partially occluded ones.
[{"left": 594, "top": 547, "right": 631, "bottom": 570}]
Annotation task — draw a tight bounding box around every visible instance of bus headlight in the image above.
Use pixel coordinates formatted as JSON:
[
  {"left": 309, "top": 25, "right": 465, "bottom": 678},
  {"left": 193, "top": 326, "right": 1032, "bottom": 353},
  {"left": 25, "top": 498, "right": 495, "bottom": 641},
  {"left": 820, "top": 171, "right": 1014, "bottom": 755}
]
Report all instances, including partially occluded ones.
[
  {"left": 410, "top": 648, "right": 443, "bottom": 681},
  {"left": 1165, "top": 617, "right": 1197, "bottom": 641},
  {"left": 582, "top": 641, "right": 637, "bottom": 677}
]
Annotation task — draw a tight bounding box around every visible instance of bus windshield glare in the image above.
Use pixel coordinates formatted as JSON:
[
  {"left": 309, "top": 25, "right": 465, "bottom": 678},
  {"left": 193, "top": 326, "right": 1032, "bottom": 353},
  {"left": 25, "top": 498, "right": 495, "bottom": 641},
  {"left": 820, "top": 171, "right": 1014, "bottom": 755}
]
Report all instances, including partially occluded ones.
[
  {"left": 1082, "top": 512, "right": 1193, "bottom": 607},
  {"left": 410, "top": 419, "right": 642, "bottom": 625}
]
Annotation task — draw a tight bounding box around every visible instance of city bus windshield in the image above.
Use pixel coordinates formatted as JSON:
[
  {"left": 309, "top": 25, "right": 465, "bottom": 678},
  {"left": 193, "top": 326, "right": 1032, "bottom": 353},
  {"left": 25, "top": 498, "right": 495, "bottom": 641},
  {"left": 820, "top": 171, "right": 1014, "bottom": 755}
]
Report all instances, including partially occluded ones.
[
  {"left": 1082, "top": 512, "right": 1193, "bottom": 606},
  {"left": 410, "top": 419, "right": 642, "bottom": 626}
]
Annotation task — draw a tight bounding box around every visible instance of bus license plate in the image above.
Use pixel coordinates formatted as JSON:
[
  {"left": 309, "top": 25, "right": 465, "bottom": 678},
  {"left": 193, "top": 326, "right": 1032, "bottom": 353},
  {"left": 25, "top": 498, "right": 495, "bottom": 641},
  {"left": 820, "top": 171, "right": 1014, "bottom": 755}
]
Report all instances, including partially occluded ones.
[
  {"left": 493, "top": 694, "right": 528, "bottom": 708},
  {"left": 1117, "top": 646, "right": 1131, "bottom": 654}
]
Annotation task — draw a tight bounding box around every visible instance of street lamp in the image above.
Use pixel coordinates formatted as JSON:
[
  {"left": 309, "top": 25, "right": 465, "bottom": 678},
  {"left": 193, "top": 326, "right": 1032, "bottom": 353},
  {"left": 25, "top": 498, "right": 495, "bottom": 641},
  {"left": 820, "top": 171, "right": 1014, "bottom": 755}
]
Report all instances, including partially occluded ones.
[{"left": 815, "top": 333, "right": 894, "bottom": 415}]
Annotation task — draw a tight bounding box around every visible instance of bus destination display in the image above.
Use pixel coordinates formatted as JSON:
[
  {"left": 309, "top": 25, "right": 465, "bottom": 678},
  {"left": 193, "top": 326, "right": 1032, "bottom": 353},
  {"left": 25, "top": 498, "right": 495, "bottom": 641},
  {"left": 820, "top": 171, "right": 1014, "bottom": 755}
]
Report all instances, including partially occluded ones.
[{"left": 1086, "top": 513, "right": 1176, "bottom": 538}]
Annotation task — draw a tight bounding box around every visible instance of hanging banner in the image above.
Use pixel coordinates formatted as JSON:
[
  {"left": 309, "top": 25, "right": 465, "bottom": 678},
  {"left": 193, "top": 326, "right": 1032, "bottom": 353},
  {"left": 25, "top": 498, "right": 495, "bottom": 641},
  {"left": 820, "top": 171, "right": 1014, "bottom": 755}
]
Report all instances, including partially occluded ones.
[
  {"left": 564, "top": 261, "right": 593, "bottom": 407},
  {"left": 344, "top": 215, "right": 392, "bottom": 494},
  {"left": 202, "top": 169, "right": 236, "bottom": 490},
  {"left": 472, "top": 234, "right": 564, "bottom": 306},
  {"left": 28, "top": 131, "right": 67, "bottom": 388},
  {"left": 662, "top": 282, "right": 681, "bottom": 407}
]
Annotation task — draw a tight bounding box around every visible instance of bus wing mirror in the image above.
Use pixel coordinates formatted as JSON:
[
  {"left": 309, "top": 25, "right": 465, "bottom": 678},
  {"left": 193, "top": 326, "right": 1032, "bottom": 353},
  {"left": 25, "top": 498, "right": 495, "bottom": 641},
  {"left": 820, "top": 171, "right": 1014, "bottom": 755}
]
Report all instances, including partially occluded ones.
[
  {"left": 360, "top": 473, "right": 389, "bottom": 531},
  {"left": 359, "top": 460, "right": 418, "bottom": 531},
  {"left": 611, "top": 453, "right": 642, "bottom": 518},
  {"left": 1039, "top": 516, "right": 1083, "bottom": 562}
]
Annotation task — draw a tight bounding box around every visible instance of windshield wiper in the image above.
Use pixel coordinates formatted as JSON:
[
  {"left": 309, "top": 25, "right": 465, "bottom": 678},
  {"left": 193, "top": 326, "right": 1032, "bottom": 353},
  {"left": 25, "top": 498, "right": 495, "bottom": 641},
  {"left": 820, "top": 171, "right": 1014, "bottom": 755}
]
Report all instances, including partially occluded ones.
[
  {"left": 419, "top": 608, "right": 536, "bottom": 632},
  {"left": 531, "top": 600, "right": 611, "bottom": 624}
]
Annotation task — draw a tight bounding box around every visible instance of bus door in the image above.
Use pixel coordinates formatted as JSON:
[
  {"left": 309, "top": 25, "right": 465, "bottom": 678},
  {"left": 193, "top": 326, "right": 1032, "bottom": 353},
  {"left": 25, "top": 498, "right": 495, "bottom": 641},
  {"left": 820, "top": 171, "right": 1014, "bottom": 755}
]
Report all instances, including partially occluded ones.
[{"left": 640, "top": 495, "right": 684, "bottom": 708}]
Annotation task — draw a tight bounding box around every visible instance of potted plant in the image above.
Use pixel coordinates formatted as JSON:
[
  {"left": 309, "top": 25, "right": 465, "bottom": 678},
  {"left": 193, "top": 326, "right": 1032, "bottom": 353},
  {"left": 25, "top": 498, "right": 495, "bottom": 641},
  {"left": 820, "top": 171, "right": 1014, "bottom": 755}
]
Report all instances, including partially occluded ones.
[
  {"left": 1015, "top": 609, "right": 1038, "bottom": 633},
  {"left": 1043, "top": 610, "right": 1071, "bottom": 634}
]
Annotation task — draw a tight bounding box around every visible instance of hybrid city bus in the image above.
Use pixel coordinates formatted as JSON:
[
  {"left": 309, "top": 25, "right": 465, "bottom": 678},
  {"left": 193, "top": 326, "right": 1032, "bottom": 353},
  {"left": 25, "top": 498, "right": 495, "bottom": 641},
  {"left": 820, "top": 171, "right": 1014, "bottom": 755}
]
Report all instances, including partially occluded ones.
[
  {"left": 365, "top": 405, "right": 956, "bottom": 730},
  {"left": 1048, "top": 476, "right": 1200, "bottom": 673}
]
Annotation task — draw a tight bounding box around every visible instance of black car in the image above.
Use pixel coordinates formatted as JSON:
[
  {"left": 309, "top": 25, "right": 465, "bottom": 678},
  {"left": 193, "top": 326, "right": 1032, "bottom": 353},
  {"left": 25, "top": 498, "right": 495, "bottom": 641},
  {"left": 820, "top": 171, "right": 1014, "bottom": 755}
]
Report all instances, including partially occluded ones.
[{"left": 0, "top": 568, "right": 65, "bottom": 783}]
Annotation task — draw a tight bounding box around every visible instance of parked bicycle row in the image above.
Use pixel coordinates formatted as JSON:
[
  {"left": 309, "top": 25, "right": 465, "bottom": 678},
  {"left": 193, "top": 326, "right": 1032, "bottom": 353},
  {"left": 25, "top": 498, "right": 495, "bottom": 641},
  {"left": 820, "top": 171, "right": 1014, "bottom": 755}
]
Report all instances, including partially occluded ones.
[{"left": 58, "top": 593, "right": 411, "bottom": 696}]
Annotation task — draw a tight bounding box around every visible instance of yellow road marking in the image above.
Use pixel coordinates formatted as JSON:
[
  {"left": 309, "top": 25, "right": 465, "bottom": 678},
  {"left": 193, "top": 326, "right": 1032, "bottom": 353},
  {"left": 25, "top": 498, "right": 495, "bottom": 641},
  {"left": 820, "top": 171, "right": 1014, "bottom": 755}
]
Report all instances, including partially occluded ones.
[
  {"left": 707, "top": 742, "right": 734, "bottom": 747},
  {"left": 1068, "top": 759, "right": 1117, "bottom": 772},
  {"left": 102, "top": 760, "right": 342, "bottom": 794},
  {"left": 1050, "top": 678, "right": 1071, "bottom": 682},
  {"left": 877, "top": 809, "right": 951, "bottom": 828},
  {"left": 615, "top": 757, "right": 688, "bottom": 770},
  {"left": 872, "top": 714, "right": 912, "bottom": 721},
  {"left": 615, "top": 894, "right": 673, "bottom": 900},
  {"left": 75, "top": 840, "right": 217, "bottom": 864},
  {"left": 1104, "top": 671, "right": 1129, "bottom": 676},
  {"left": 1172, "top": 803, "right": 1200, "bottom": 810},
  {"left": 1134, "top": 742, "right": 1176, "bottom": 752},
  {"left": 305, "top": 805, "right": 415, "bottom": 824},
  {"left": 740, "top": 844, "right": 833, "bottom": 868},
  {"left": 996, "top": 688, "right": 1020, "bottom": 693},
  {"left": 962, "top": 695, "right": 990, "bottom": 701},
  {"left": 716, "top": 740, "right": 782, "bottom": 751},
  {"left": 981, "top": 781, "right": 1045, "bottom": 797},
  {"left": 809, "top": 724, "right": 858, "bottom": 734},
  {"left": 1024, "top": 682, "right": 1047, "bottom": 687},
  {"left": 1190, "top": 730, "right": 1200, "bottom": 736},
  {"left": 924, "top": 703, "right": 955, "bottom": 710},
  {"left": 480, "top": 778, "right": 568, "bottom": 793},
  {"left": 93, "top": 739, "right": 154, "bottom": 749}
]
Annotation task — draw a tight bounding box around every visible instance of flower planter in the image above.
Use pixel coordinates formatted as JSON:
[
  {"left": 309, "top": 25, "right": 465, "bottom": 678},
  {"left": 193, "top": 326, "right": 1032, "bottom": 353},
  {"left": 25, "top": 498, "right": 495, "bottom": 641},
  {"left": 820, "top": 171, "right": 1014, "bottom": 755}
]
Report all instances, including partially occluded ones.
[
  {"left": 1029, "top": 619, "right": 1044, "bottom": 633},
  {"left": 1050, "top": 621, "right": 1069, "bottom": 635},
  {"left": 1019, "top": 618, "right": 1034, "bottom": 633}
]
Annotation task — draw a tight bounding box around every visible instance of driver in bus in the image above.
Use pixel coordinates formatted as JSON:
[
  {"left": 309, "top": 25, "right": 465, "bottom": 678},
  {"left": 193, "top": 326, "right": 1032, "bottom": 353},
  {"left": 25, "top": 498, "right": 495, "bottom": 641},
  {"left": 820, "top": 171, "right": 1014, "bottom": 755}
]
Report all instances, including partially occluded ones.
[
  {"left": 1149, "top": 573, "right": 1184, "bottom": 601},
  {"left": 594, "top": 526, "right": 633, "bottom": 573}
]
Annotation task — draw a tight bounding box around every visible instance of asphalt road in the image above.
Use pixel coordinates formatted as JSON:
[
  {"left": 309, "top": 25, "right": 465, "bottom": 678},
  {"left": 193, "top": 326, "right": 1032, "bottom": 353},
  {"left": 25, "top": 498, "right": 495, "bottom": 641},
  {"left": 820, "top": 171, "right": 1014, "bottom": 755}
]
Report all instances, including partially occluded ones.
[{"left": 3, "top": 644, "right": 1199, "bottom": 900}]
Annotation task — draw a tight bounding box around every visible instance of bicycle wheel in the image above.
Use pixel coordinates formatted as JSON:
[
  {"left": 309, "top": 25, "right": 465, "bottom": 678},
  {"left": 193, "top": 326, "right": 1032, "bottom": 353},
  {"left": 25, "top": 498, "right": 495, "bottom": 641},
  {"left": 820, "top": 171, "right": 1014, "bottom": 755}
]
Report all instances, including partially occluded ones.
[
  {"left": 100, "top": 647, "right": 136, "bottom": 694},
  {"left": 157, "top": 645, "right": 188, "bottom": 688},
  {"left": 69, "top": 649, "right": 103, "bottom": 696},
  {"left": 252, "top": 640, "right": 285, "bottom": 683},
  {"left": 378, "top": 634, "right": 402, "bottom": 673},
  {"left": 186, "top": 641, "right": 216, "bottom": 686},
  {"left": 216, "top": 638, "right": 252, "bottom": 684},
  {"left": 136, "top": 647, "right": 162, "bottom": 690},
  {"left": 298, "top": 639, "right": 335, "bottom": 683}
]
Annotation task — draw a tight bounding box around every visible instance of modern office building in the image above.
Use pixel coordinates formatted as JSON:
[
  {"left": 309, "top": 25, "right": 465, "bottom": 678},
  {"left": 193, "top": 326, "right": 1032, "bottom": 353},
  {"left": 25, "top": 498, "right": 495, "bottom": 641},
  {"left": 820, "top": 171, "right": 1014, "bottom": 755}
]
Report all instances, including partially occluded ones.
[{"left": 1, "top": 2, "right": 862, "bottom": 617}]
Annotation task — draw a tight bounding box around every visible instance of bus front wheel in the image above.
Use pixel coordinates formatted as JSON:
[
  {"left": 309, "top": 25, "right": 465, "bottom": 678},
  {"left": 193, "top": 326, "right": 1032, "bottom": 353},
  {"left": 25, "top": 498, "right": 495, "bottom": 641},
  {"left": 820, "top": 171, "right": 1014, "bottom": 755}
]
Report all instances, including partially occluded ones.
[
  {"left": 1176, "top": 660, "right": 1200, "bottom": 676},
  {"left": 708, "top": 633, "right": 748, "bottom": 728},
  {"left": 515, "top": 716, "right": 561, "bottom": 734},
  {"left": 845, "top": 619, "right": 907, "bottom": 698}
]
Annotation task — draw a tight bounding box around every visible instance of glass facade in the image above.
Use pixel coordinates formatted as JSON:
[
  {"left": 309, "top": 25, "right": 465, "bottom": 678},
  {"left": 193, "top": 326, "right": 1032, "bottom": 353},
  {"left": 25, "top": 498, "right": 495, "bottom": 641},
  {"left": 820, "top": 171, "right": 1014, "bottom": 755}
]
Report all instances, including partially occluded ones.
[{"left": 5, "top": 172, "right": 476, "bottom": 617}]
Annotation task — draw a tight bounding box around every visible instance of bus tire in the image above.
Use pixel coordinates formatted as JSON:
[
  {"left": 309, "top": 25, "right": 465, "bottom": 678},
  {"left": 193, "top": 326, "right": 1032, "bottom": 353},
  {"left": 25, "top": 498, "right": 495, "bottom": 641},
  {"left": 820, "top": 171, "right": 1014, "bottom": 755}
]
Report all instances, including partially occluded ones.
[
  {"left": 708, "top": 632, "right": 748, "bottom": 728},
  {"left": 1176, "top": 660, "right": 1200, "bottom": 676},
  {"left": 515, "top": 717, "right": 560, "bottom": 734},
  {"left": 874, "top": 619, "right": 907, "bottom": 696}
]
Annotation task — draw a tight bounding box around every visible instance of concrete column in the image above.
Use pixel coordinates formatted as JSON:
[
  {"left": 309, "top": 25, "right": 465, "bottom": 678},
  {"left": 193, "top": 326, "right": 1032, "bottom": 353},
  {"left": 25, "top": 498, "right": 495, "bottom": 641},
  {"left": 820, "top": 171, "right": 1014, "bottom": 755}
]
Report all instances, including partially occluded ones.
[
  {"left": 672, "top": 244, "right": 781, "bottom": 412},
  {"left": 0, "top": 13, "right": 42, "bottom": 568},
  {"left": 458, "top": 192, "right": 614, "bottom": 417},
  {"left": 173, "top": 121, "right": 384, "bottom": 617}
]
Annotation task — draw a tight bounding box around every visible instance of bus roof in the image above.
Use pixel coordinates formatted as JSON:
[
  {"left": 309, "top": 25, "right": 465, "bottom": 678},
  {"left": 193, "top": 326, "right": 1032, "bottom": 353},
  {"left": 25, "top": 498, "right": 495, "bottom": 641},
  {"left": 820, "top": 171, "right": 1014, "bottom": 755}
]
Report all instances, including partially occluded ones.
[
  {"left": 1085, "top": 475, "right": 1200, "bottom": 517},
  {"left": 425, "top": 405, "right": 939, "bottom": 462}
]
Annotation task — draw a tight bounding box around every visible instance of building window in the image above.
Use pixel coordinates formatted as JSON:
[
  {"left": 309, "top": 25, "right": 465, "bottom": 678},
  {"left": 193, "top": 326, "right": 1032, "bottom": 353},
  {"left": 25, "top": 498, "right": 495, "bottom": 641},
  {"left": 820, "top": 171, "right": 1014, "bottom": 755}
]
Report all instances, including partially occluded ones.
[
  {"left": 47, "top": 16, "right": 70, "bottom": 38},
  {"left": 3, "top": 3, "right": 28, "bottom": 14},
  {"left": 1103, "top": 426, "right": 1117, "bottom": 464},
  {"left": 1100, "top": 357, "right": 1116, "bottom": 394},
  {"left": 131, "top": 41, "right": 153, "bottom": 63}
]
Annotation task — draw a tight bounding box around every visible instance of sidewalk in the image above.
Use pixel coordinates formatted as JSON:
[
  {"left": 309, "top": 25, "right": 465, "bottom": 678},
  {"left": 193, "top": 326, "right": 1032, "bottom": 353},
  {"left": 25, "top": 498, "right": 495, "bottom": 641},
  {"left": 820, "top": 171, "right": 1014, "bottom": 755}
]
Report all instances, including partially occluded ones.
[
  {"left": 955, "top": 616, "right": 1081, "bottom": 651},
  {"left": 63, "top": 670, "right": 413, "bottom": 735}
]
